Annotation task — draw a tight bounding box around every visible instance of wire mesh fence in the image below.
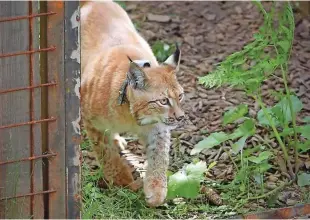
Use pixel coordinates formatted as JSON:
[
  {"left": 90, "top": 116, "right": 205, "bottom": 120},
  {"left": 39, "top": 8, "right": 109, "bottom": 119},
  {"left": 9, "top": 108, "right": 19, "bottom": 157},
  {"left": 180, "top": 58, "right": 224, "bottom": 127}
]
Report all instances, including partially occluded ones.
[{"left": 0, "top": 1, "right": 81, "bottom": 218}]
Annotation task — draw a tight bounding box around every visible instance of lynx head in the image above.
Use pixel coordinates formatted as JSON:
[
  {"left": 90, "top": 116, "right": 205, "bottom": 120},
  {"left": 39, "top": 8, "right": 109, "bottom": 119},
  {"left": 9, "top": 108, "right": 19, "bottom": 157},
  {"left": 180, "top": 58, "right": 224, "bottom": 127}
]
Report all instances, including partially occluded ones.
[{"left": 126, "top": 45, "right": 185, "bottom": 127}]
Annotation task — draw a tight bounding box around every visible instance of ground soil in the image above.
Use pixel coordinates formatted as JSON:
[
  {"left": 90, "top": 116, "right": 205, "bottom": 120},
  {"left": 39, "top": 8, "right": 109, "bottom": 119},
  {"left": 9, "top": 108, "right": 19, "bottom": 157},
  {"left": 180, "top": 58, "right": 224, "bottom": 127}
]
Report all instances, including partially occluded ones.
[{"left": 83, "top": 1, "right": 310, "bottom": 216}]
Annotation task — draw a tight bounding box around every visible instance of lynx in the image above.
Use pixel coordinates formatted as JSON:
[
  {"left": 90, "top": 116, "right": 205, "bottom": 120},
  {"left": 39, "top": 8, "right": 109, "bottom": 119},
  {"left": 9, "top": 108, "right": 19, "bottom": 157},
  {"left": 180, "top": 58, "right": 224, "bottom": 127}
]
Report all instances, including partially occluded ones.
[{"left": 81, "top": 1, "right": 185, "bottom": 207}]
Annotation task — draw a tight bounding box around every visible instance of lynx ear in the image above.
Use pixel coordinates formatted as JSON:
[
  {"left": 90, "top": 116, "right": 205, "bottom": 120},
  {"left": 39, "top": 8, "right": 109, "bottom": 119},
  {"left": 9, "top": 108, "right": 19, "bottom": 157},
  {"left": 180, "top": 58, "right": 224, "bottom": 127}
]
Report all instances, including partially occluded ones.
[
  {"left": 127, "top": 56, "right": 147, "bottom": 90},
  {"left": 164, "top": 43, "right": 181, "bottom": 71}
]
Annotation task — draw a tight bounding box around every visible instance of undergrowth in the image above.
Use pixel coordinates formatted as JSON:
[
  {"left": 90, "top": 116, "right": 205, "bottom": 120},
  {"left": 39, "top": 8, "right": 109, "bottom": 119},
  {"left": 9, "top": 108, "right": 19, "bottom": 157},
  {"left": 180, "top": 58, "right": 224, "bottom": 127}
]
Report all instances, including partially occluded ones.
[{"left": 187, "top": 0, "right": 310, "bottom": 210}]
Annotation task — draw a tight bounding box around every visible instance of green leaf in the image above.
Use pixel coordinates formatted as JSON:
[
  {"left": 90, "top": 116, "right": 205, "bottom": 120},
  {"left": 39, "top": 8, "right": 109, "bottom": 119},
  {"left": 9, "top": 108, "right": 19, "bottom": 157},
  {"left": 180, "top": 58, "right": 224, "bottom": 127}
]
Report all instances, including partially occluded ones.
[
  {"left": 242, "top": 145, "right": 265, "bottom": 157},
  {"left": 280, "top": 25, "right": 291, "bottom": 38},
  {"left": 167, "top": 161, "right": 207, "bottom": 199},
  {"left": 297, "top": 172, "right": 310, "bottom": 187},
  {"left": 276, "top": 95, "right": 303, "bottom": 124},
  {"left": 253, "top": 33, "right": 264, "bottom": 41},
  {"left": 223, "top": 104, "right": 248, "bottom": 125},
  {"left": 271, "top": 105, "right": 285, "bottom": 125},
  {"left": 279, "top": 127, "right": 294, "bottom": 137},
  {"left": 296, "top": 141, "right": 310, "bottom": 153},
  {"left": 279, "top": 125, "right": 310, "bottom": 139},
  {"left": 248, "top": 151, "right": 273, "bottom": 164},
  {"left": 253, "top": 173, "right": 264, "bottom": 184},
  {"left": 302, "top": 116, "right": 310, "bottom": 123},
  {"left": 185, "top": 161, "right": 207, "bottom": 178},
  {"left": 300, "top": 125, "right": 310, "bottom": 139},
  {"left": 232, "top": 136, "right": 248, "bottom": 154},
  {"left": 167, "top": 171, "right": 200, "bottom": 199},
  {"left": 229, "top": 119, "right": 256, "bottom": 140},
  {"left": 277, "top": 40, "right": 290, "bottom": 52},
  {"left": 191, "top": 132, "right": 229, "bottom": 155},
  {"left": 254, "top": 162, "right": 272, "bottom": 173},
  {"left": 257, "top": 95, "right": 303, "bottom": 127},
  {"left": 239, "top": 184, "right": 246, "bottom": 192},
  {"left": 257, "top": 106, "right": 281, "bottom": 127}
]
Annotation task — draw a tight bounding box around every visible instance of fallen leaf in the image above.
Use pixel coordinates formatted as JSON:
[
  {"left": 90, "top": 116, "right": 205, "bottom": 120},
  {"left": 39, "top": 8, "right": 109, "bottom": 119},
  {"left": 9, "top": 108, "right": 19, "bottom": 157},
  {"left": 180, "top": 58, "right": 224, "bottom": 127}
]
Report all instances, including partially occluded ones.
[{"left": 297, "top": 172, "right": 310, "bottom": 187}]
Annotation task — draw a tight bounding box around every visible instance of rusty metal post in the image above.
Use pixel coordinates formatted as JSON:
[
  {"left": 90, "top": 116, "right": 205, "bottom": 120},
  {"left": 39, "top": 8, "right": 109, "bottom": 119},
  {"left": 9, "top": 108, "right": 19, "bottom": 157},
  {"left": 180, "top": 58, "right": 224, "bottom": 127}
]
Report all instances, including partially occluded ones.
[
  {"left": 64, "top": 1, "right": 81, "bottom": 218},
  {"left": 236, "top": 203, "right": 310, "bottom": 219},
  {"left": 46, "top": 1, "right": 66, "bottom": 218}
]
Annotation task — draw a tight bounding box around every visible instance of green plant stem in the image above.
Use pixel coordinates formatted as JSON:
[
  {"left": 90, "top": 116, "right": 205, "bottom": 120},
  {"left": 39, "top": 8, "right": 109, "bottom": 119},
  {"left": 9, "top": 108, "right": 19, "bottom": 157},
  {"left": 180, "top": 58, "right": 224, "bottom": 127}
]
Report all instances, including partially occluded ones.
[
  {"left": 254, "top": 95, "right": 289, "bottom": 161},
  {"left": 278, "top": 53, "right": 299, "bottom": 174},
  {"left": 248, "top": 180, "right": 293, "bottom": 200},
  {"left": 254, "top": 1, "right": 268, "bottom": 18},
  {"left": 223, "top": 147, "right": 239, "bottom": 171},
  {"left": 273, "top": 38, "right": 298, "bottom": 174}
]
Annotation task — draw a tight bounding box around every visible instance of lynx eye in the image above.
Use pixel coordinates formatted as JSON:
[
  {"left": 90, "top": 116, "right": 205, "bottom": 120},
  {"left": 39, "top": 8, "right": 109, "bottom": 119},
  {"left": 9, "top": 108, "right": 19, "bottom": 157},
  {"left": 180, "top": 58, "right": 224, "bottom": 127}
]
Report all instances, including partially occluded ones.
[
  {"left": 158, "top": 98, "right": 169, "bottom": 105},
  {"left": 179, "top": 93, "right": 184, "bottom": 101}
]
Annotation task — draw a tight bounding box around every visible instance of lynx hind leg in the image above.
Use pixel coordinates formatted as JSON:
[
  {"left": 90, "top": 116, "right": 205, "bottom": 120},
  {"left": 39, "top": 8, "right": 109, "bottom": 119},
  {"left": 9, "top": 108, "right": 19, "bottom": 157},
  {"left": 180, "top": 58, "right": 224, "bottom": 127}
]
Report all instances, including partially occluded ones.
[
  {"left": 86, "top": 127, "right": 141, "bottom": 191},
  {"left": 102, "top": 145, "right": 142, "bottom": 191}
]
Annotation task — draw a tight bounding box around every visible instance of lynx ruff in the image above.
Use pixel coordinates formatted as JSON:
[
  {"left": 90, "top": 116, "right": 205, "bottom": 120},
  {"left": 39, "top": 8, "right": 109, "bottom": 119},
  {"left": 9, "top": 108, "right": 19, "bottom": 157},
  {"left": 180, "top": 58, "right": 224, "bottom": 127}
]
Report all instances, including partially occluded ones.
[{"left": 81, "top": 1, "right": 185, "bottom": 207}]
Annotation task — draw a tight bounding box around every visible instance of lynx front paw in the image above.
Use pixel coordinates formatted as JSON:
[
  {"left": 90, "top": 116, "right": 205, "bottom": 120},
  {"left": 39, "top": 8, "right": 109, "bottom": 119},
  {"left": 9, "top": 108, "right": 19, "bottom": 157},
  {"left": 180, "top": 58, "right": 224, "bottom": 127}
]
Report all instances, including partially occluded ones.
[
  {"left": 144, "top": 180, "right": 167, "bottom": 207},
  {"left": 145, "top": 187, "right": 167, "bottom": 207}
]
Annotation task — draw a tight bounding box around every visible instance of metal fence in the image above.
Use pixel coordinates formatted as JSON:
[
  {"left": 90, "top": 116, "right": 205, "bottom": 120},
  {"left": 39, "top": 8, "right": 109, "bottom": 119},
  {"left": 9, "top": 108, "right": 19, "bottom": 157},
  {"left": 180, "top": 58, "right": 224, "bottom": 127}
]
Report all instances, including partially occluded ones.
[{"left": 0, "top": 1, "right": 81, "bottom": 218}]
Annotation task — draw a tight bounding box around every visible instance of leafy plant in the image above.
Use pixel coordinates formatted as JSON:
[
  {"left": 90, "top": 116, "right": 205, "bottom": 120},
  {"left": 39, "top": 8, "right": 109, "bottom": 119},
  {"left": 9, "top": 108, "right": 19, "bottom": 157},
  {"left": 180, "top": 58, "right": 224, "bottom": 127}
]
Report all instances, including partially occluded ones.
[
  {"left": 167, "top": 161, "right": 207, "bottom": 199},
  {"left": 199, "top": 1, "right": 310, "bottom": 175},
  {"left": 191, "top": 107, "right": 256, "bottom": 156},
  {"left": 194, "top": 0, "right": 309, "bottom": 209},
  {"left": 223, "top": 104, "right": 248, "bottom": 126},
  {"left": 167, "top": 161, "right": 217, "bottom": 200}
]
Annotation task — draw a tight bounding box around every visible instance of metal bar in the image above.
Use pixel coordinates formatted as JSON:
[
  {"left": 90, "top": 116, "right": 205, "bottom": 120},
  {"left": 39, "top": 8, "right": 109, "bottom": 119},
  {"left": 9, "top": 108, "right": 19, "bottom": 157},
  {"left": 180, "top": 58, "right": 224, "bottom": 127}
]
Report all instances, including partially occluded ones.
[
  {"left": 64, "top": 1, "right": 81, "bottom": 218},
  {"left": 0, "top": 117, "right": 56, "bottom": 130},
  {"left": 39, "top": 1, "right": 50, "bottom": 218},
  {"left": 0, "top": 47, "right": 56, "bottom": 59},
  {"left": 0, "top": 190, "right": 56, "bottom": 201},
  {"left": 0, "top": 11, "right": 56, "bottom": 23},
  {"left": 29, "top": 2, "right": 45, "bottom": 217},
  {"left": 28, "top": 2, "right": 35, "bottom": 215},
  {"left": 0, "top": 153, "right": 57, "bottom": 166},
  {"left": 0, "top": 82, "right": 57, "bottom": 95}
]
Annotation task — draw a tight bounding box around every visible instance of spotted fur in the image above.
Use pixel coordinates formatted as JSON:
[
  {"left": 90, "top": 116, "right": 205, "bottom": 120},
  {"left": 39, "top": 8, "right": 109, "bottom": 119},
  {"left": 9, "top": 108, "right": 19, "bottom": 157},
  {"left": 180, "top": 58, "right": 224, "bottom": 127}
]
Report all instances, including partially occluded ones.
[{"left": 81, "top": 1, "right": 185, "bottom": 207}]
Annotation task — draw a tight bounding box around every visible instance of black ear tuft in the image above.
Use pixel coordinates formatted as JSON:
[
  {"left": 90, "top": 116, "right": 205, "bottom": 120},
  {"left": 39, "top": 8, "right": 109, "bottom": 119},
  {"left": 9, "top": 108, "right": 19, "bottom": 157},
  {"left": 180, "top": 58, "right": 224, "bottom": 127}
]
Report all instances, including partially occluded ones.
[
  {"left": 173, "top": 42, "right": 181, "bottom": 65},
  {"left": 127, "top": 56, "right": 147, "bottom": 90}
]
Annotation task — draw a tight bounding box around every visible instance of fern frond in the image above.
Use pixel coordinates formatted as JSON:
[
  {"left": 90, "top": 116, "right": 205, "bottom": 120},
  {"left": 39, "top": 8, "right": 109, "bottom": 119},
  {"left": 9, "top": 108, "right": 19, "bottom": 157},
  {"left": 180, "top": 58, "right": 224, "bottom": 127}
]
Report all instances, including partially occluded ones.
[{"left": 199, "top": 1, "right": 294, "bottom": 94}]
